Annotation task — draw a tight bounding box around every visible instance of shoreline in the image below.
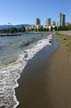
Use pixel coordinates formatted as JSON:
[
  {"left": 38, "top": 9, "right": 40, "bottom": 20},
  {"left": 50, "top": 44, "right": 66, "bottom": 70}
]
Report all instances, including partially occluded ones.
[
  {"left": 16, "top": 38, "right": 59, "bottom": 108},
  {"left": 0, "top": 33, "right": 54, "bottom": 108},
  {"left": 16, "top": 32, "right": 71, "bottom": 108}
]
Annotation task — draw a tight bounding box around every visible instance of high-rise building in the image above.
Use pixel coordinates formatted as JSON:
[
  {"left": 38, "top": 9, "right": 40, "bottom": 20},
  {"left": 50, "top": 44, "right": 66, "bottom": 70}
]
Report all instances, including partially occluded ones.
[
  {"left": 59, "top": 13, "right": 65, "bottom": 26},
  {"left": 52, "top": 21, "right": 56, "bottom": 29},
  {"left": 35, "top": 18, "right": 41, "bottom": 29},
  {"left": 52, "top": 21, "right": 56, "bottom": 26},
  {"left": 35, "top": 18, "right": 40, "bottom": 26},
  {"left": 45, "top": 18, "right": 51, "bottom": 27}
]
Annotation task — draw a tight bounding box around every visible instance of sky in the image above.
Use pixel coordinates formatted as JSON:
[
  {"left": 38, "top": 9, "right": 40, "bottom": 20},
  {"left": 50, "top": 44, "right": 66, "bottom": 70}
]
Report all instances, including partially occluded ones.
[{"left": 0, "top": 0, "right": 71, "bottom": 25}]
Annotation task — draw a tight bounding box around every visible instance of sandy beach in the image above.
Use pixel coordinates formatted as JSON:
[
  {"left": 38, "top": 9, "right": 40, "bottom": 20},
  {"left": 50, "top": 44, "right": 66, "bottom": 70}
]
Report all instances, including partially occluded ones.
[
  {"left": 45, "top": 44, "right": 71, "bottom": 108},
  {"left": 16, "top": 38, "right": 59, "bottom": 108},
  {"left": 16, "top": 32, "right": 71, "bottom": 108}
]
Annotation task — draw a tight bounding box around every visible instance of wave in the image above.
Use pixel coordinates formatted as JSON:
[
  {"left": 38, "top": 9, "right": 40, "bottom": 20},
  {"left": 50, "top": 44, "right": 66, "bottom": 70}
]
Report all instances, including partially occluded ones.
[{"left": 0, "top": 34, "right": 53, "bottom": 108}]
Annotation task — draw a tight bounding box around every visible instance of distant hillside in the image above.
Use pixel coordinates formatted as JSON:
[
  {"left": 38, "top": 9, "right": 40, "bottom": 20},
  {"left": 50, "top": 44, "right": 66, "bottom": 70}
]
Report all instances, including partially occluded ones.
[{"left": 0, "top": 24, "right": 32, "bottom": 30}]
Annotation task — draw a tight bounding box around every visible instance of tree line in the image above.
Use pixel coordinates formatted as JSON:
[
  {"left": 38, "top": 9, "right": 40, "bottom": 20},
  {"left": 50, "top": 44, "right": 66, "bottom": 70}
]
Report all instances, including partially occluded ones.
[
  {"left": 0, "top": 26, "right": 26, "bottom": 33},
  {"left": 0, "top": 24, "right": 71, "bottom": 33}
]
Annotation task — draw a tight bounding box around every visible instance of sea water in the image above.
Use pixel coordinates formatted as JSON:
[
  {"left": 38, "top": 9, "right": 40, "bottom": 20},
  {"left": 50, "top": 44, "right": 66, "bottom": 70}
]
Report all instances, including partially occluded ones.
[{"left": 0, "top": 32, "right": 53, "bottom": 108}]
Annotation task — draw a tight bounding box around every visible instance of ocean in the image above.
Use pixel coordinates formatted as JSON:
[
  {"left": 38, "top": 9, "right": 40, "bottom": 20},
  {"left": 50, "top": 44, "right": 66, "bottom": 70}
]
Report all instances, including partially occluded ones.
[{"left": 0, "top": 32, "right": 53, "bottom": 108}]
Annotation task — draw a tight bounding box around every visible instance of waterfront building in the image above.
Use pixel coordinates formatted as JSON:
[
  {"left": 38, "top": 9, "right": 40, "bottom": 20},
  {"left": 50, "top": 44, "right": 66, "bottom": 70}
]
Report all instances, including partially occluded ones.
[
  {"left": 35, "top": 18, "right": 41, "bottom": 29},
  {"left": 45, "top": 18, "right": 51, "bottom": 27},
  {"left": 52, "top": 21, "right": 56, "bottom": 28},
  {"left": 59, "top": 13, "right": 65, "bottom": 26},
  {"left": 52, "top": 21, "right": 56, "bottom": 26},
  {"left": 66, "top": 22, "right": 69, "bottom": 26},
  {"left": 35, "top": 18, "right": 40, "bottom": 25},
  {"left": 45, "top": 18, "right": 51, "bottom": 31}
]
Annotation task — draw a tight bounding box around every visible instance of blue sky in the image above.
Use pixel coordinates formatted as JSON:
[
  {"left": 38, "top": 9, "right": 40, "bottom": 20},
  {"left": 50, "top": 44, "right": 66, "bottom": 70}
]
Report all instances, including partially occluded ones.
[{"left": 0, "top": 0, "right": 71, "bottom": 25}]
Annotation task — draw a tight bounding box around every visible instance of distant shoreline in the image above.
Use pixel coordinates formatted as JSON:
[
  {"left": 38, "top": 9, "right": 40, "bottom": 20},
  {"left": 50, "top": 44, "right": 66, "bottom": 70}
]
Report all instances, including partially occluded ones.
[
  {"left": 0, "top": 31, "right": 52, "bottom": 37},
  {"left": 0, "top": 33, "right": 22, "bottom": 36}
]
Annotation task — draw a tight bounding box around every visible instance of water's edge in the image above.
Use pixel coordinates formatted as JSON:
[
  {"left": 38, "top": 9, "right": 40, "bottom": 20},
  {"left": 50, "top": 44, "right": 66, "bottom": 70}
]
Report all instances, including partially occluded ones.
[{"left": 0, "top": 34, "right": 54, "bottom": 108}]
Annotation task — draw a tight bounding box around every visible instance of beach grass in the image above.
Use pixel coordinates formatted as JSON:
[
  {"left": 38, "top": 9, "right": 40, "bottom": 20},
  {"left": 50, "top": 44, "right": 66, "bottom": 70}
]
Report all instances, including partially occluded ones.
[{"left": 55, "top": 32, "right": 71, "bottom": 53}]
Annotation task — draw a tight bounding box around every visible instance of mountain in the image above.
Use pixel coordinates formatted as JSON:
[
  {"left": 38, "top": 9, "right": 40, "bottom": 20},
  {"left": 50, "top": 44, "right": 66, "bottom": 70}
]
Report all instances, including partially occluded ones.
[
  {"left": 0, "top": 24, "right": 32, "bottom": 30},
  {"left": 0, "top": 25, "right": 13, "bottom": 29},
  {"left": 15, "top": 24, "right": 32, "bottom": 28}
]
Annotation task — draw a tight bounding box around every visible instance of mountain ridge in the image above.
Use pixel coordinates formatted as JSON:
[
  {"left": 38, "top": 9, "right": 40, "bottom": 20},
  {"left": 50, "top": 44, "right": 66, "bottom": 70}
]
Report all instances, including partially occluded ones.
[{"left": 0, "top": 24, "right": 32, "bottom": 30}]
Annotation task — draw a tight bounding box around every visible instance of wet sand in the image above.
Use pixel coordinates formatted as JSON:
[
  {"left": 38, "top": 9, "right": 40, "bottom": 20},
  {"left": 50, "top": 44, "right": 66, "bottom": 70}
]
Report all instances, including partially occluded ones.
[
  {"left": 16, "top": 38, "right": 71, "bottom": 108},
  {"left": 16, "top": 38, "right": 59, "bottom": 108}
]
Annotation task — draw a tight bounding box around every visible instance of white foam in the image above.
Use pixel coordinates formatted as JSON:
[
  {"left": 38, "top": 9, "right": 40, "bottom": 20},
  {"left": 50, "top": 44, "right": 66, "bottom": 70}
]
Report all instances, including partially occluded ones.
[{"left": 0, "top": 34, "right": 53, "bottom": 108}]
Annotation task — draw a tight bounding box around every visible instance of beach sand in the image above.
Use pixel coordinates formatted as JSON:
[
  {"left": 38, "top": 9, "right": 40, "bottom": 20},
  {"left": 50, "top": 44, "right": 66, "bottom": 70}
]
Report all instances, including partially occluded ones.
[
  {"left": 45, "top": 44, "right": 71, "bottom": 108},
  {"left": 16, "top": 38, "right": 71, "bottom": 108}
]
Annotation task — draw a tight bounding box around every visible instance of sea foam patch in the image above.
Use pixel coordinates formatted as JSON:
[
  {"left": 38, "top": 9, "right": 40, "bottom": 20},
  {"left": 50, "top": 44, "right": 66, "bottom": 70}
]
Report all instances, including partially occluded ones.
[{"left": 0, "top": 34, "right": 53, "bottom": 108}]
